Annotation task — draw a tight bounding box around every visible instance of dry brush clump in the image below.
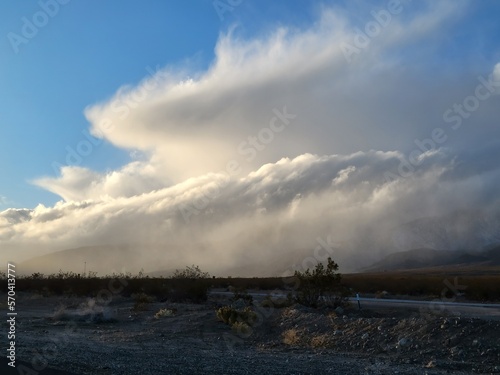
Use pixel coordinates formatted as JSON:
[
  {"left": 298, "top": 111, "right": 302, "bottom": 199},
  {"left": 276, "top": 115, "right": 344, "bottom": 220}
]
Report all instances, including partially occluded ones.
[
  {"left": 310, "top": 334, "right": 330, "bottom": 348},
  {"left": 132, "top": 292, "right": 155, "bottom": 311},
  {"left": 216, "top": 305, "right": 258, "bottom": 335},
  {"left": 282, "top": 328, "right": 301, "bottom": 345},
  {"left": 154, "top": 308, "right": 176, "bottom": 319}
]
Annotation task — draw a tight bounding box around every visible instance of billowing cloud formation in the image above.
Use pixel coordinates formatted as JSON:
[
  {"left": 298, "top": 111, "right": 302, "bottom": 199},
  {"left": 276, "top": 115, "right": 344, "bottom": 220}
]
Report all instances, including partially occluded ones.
[
  {"left": 35, "top": 162, "right": 168, "bottom": 202},
  {"left": 81, "top": 0, "right": 488, "bottom": 183},
  {"left": 4, "top": 150, "right": 500, "bottom": 275},
  {"left": 2, "top": 0, "right": 500, "bottom": 275}
]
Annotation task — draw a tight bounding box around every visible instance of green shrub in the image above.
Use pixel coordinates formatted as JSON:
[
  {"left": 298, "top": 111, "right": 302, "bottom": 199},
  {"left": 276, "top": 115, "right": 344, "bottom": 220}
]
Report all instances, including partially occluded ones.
[{"left": 293, "top": 257, "right": 349, "bottom": 308}]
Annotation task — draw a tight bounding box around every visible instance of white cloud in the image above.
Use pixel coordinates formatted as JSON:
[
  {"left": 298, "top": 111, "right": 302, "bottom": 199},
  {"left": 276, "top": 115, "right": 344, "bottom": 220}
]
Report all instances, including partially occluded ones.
[
  {"left": 34, "top": 162, "right": 169, "bottom": 202},
  {"left": 80, "top": 0, "right": 471, "bottom": 185},
  {"left": 4, "top": 1, "right": 500, "bottom": 275},
  {"left": 4, "top": 150, "right": 500, "bottom": 275}
]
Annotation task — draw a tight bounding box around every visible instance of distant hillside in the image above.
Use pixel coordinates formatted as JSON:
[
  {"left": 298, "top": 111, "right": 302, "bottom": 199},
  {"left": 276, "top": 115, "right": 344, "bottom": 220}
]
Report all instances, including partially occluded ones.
[
  {"left": 18, "top": 245, "right": 174, "bottom": 276},
  {"left": 390, "top": 210, "right": 500, "bottom": 251},
  {"left": 364, "top": 246, "right": 500, "bottom": 272}
]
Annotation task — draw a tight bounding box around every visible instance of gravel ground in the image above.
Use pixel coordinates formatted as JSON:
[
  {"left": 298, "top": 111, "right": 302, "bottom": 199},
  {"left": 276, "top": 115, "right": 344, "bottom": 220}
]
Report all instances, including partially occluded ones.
[{"left": 6, "top": 292, "right": 500, "bottom": 375}]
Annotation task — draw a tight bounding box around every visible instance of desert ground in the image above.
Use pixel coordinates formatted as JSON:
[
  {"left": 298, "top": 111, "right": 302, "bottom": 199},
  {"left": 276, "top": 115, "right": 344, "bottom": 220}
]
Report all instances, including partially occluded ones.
[{"left": 4, "top": 290, "right": 500, "bottom": 375}]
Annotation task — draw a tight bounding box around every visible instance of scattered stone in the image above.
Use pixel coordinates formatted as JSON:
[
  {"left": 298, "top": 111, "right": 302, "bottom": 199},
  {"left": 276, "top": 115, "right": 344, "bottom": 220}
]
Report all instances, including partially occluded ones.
[
  {"left": 398, "top": 338, "right": 409, "bottom": 347},
  {"left": 425, "top": 360, "right": 436, "bottom": 368}
]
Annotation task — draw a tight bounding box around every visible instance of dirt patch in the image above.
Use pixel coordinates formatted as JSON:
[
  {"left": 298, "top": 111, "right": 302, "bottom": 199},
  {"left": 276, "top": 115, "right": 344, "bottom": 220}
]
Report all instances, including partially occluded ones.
[{"left": 7, "top": 292, "right": 500, "bottom": 374}]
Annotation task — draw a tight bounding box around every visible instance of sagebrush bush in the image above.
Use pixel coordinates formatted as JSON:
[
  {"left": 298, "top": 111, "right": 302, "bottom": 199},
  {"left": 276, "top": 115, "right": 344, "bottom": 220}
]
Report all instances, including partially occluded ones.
[
  {"left": 310, "top": 334, "right": 329, "bottom": 348},
  {"left": 231, "top": 321, "right": 252, "bottom": 336},
  {"left": 216, "top": 306, "right": 257, "bottom": 326},
  {"left": 154, "top": 308, "right": 175, "bottom": 319},
  {"left": 282, "top": 329, "right": 300, "bottom": 345},
  {"left": 132, "top": 292, "right": 155, "bottom": 311}
]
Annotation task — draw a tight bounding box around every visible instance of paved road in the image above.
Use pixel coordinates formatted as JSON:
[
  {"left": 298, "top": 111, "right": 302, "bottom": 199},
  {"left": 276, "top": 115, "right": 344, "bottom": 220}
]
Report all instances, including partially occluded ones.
[
  {"left": 210, "top": 291, "right": 500, "bottom": 319},
  {"left": 353, "top": 296, "right": 500, "bottom": 318}
]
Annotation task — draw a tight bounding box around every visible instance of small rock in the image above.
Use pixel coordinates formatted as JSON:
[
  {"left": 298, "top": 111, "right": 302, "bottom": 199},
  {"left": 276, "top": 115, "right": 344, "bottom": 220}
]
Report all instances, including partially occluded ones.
[
  {"left": 398, "top": 338, "right": 409, "bottom": 347},
  {"left": 425, "top": 360, "right": 436, "bottom": 368},
  {"left": 334, "top": 306, "right": 344, "bottom": 315},
  {"left": 361, "top": 333, "right": 369, "bottom": 340}
]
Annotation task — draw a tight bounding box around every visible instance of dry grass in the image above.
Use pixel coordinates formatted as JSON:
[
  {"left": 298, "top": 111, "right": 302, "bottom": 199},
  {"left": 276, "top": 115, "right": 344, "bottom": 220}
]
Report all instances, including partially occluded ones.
[
  {"left": 310, "top": 334, "right": 329, "bottom": 348},
  {"left": 154, "top": 308, "right": 175, "bottom": 319},
  {"left": 231, "top": 321, "right": 252, "bottom": 336},
  {"left": 282, "top": 328, "right": 301, "bottom": 345},
  {"left": 132, "top": 292, "right": 155, "bottom": 311}
]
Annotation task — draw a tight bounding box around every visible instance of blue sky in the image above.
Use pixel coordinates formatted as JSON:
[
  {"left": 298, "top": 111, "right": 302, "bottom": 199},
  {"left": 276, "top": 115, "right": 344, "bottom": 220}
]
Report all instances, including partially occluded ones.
[
  {"left": 1, "top": 1, "right": 218, "bottom": 208},
  {"left": 1, "top": 1, "right": 500, "bottom": 273}
]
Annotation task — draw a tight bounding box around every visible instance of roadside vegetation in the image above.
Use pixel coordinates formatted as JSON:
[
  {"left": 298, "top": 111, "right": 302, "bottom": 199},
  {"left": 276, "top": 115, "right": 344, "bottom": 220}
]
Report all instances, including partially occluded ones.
[
  {"left": 0, "top": 265, "right": 498, "bottom": 302},
  {"left": 292, "top": 257, "right": 349, "bottom": 308},
  {"left": 0, "top": 265, "right": 212, "bottom": 303}
]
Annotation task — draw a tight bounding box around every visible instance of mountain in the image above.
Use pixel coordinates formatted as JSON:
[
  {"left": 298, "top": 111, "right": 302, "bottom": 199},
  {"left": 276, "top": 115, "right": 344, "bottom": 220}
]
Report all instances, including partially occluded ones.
[
  {"left": 364, "top": 246, "right": 500, "bottom": 272},
  {"left": 390, "top": 210, "right": 500, "bottom": 252},
  {"left": 17, "top": 244, "right": 174, "bottom": 276}
]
